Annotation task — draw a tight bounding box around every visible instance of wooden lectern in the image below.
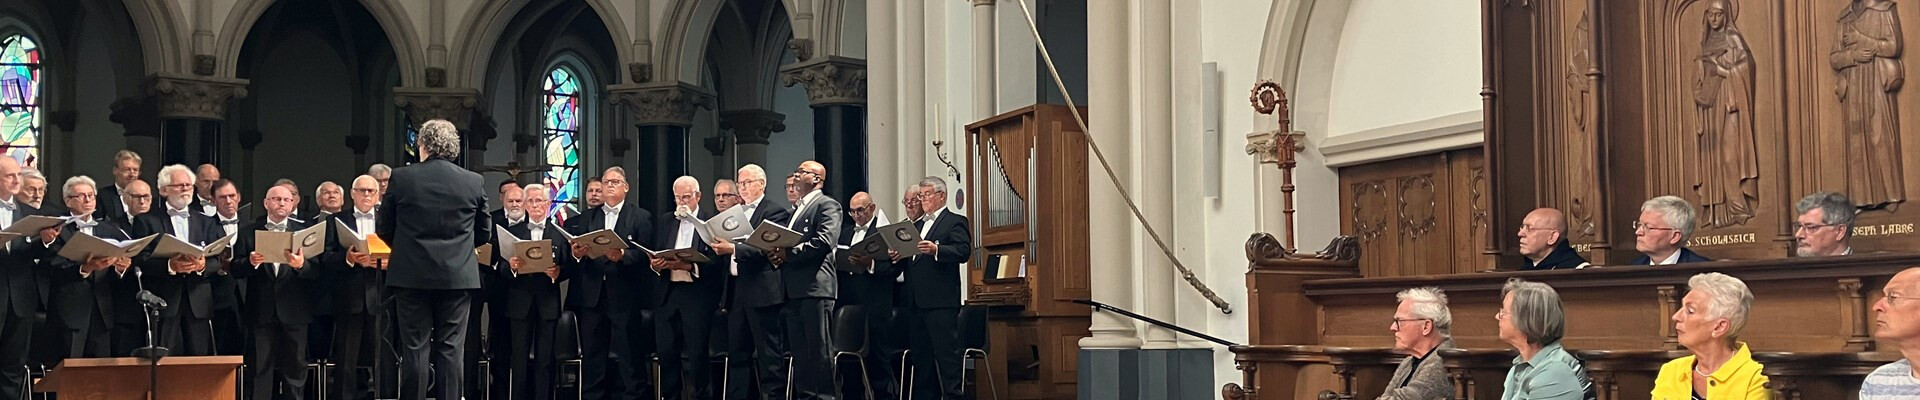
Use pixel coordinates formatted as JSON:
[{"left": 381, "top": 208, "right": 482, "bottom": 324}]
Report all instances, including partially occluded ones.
[{"left": 35, "top": 355, "right": 243, "bottom": 400}]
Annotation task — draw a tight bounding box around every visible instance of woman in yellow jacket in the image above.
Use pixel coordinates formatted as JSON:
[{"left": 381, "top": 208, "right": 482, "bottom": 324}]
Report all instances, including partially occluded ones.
[{"left": 1652, "top": 272, "right": 1769, "bottom": 399}]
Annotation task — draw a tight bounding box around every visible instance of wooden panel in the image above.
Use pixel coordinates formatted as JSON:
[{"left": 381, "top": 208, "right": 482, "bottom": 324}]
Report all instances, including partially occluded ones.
[{"left": 1339, "top": 149, "right": 1488, "bottom": 277}]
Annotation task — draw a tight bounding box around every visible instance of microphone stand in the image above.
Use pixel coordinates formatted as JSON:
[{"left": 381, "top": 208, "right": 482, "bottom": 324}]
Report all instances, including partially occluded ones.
[{"left": 133, "top": 268, "right": 171, "bottom": 400}]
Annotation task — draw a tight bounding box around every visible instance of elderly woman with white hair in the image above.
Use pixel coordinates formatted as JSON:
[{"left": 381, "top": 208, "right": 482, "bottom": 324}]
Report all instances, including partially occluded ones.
[
  {"left": 1652, "top": 273, "right": 1768, "bottom": 399},
  {"left": 1496, "top": 279, "right": 1593, "bottom": 399},
  {"left": 1380, "top": 287, "right": 1455, "bottom": 400}
]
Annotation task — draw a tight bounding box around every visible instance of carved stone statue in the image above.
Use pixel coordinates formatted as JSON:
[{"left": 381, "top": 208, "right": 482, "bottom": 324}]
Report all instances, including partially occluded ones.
[
  {"left": 1831, "top": 0, "right": 1906, "bottom": 210},
  {"left": 1692, "top": 0, "right": 1760, "bottom": 228}
]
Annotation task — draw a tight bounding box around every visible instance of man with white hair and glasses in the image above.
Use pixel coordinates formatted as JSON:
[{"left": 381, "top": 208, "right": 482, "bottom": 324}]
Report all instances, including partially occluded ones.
[{"left": 1380, "top": 287, "right": 1455, "bottom": 399}]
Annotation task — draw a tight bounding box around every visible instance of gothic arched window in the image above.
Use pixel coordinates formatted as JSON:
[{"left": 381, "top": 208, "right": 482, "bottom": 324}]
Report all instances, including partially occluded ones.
[
  {"left": 0, "top": 34, "right": 40, "bottom": 169},
  {"left": 541, "top": 65, "right": 583, "bottom": 216}
]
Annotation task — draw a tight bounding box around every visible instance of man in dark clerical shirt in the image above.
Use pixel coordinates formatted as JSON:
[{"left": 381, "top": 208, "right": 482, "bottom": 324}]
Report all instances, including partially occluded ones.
[{"left": 1516, "top": 208, "right": 1590, "bottom": 270}]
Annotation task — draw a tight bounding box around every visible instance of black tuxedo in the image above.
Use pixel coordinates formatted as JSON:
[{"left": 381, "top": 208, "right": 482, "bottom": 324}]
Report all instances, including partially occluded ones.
[
  {"left": 43, "top": 215, "right": 137, "bottom": 359},
  {"left": 725, "top": 197, "right": 794, "bottom": 399},
  {"left": 233, "top": 217, "right": 325, "bottom": 400},
  {"left": 1629, "top": 247, "right": 1713, "bottom": 265},
  {"left": 0, "top": 202, "right": 47, "bottom": 400},
  {"left": 318, "top": 209, "right": 389, "bottom": 400},
  {"left": 742, "top": 191, "right": 842, "bottom": 400},
  {"left": 376, "top": 158, "right": 490, "bottom": 400},
  {"left": 562, "top": 202, "right": 656, "bottom": 400},
  {"left": 502, "top": 219, "right": 570, "bottom": 400},
  {"left": 208, "top": 214, "right": 248, "bottom": 357},
  {"left": 653, "top": 207, "right": 724, "bottom": 399},
  {"left": 131, "top": 207, "right": 227, "bottom": 356},
  {"left": 96, "top": 184, "right": 127, "bottom": 230},
  {"left": 836, "top": 217, "right": 900, "bottom": 400},
  {"left": 470, "top": 209, "right": 516, "bottom": 400},
  {"left": 901, "top": 209, "right": 972, "bottom": 399}
]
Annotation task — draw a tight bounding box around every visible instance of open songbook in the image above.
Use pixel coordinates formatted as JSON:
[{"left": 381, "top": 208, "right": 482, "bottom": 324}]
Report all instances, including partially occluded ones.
[
  {"left": 0, "top": 216, "right": 72, "bottom": 242},
  {"left": 149, "top": 232, "right": 238, "bottom": 259},
  {"left": 254, "top": 223, "right": 327, "bottom": 265},
  {"left": 639, "top": 245, "right": 712, "bottom": 264},
  {"left": 333, "top": 219, "right": 374, "bottom": 253},
  {"left": 56, "top": 232, "right": 160, "bottom": 262},
  {"left": 873, "top": 220, "right": 923, "bottom": 253},
  {"left": 496, "top": 229, "right": 554, "bottom": 274},
  {"left": 683, "top": 206, "right": 755, "bottom": 243},
  {"left": 742, "top": 221, "right": 803, "bottom": 252},
  {"left": 557, "top": 228, "right": 630, "bottom": 260}
]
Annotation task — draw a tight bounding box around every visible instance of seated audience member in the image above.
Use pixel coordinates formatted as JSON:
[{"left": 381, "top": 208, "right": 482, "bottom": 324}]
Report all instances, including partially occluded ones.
[
  {"left": 1652, "top": 273, "right": 1767, "bottom": 399},
  {"left": 1793, "top": 191, "right": 1855, "bottom": 257},
  {"left": 1631, "top": 196, "right": 1710, "bottom": 265},
  {"left": 1862, "top": 267, "right": 1920, "bottom": 399},
  {"left": 1496, "top": 279, "right": 1593, "bottom": 400},
  {"left": 1516, "top": 208, "right": 1590, "bottom": 270},
  {"left": 1380, "top": 287, "right": 1454, "bottom": 400}
]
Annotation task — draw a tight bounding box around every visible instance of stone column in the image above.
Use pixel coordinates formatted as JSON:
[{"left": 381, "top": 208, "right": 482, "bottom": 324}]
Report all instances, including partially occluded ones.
[
  {"left": 782, "top": 56, "right": 867, "bottom": 200},
  {"left": 901, "top": 0, "right": 927, "bottom": 185},
  {"left": 1079, "top": 0, "right": 1141, "bottom": 352},
  {"left": 142, "top": 74, "right": 249, "bottom": 167},
  {"left": 1136, "top": 0, "right": 1177, "bottom": 351},
  {"left": 971, "top": 0, "right": 996, "bottom": 117},
  {"left": 610, "top": 83, "right": 716, "bottom": 215},
  {"left": 867, "top": 0, "right": 900, "bottom": 209},
  {"left": 720, "top": 109, "right": 786, "bottom": 170}
]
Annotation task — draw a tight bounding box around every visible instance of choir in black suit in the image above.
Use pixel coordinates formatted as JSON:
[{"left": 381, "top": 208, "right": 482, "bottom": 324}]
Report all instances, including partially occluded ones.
[
  {"left": 502, "top": 217, "right": 570, "bottom": 400},
  {"left": 564, "top": 194, "right": 654, "bottom": 400},
  {"left": 233, "top": 214, "right": 325, "bottom": 400},
  {"left": 319, "top": 206, "right": 390, "bottom": 400},
  {"left": 653, "top": 206, "right": 724, "bottom": 399},
  {"left": 729, "top": 194, "right": 795, "bottom": 399},
  {"left": 837, "top": 216, "right": 900, "bottom": 400},
  {"left": 899, "top": 206, "right": 973, "bottom": 400},
  {"left": 131, "top": 205, "right": 227, "bottom": 356},
  {"left": 45, "top": 212, "right": 136, "bottom": 359},
  {"left": 0, "top": 199, "right": 49, "bottom": 400}
]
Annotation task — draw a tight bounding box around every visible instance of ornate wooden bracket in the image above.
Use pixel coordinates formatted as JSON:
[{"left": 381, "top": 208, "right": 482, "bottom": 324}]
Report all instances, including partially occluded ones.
[
  {"left": 1839, "top": 278, "right": 1874, "bottom": 351},
  {"left": 1658, "top": 285, "right": 1681, "bottom": 350}
]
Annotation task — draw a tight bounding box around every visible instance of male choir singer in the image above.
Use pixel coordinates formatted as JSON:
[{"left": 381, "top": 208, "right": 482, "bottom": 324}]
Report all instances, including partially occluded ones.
[
  {"left": 770, "top": 161, "right": 844, "bottom": 400},
  {"left": 46, "top": 176, "right": 133, "bottom": 359},
  {"left": 894, "top": 177, "right": 971, "bottom": 400},
  {"left": 650, "top": 176, "right": 723, "bottom": 400},
  {"left": 0, "top": 157, "right": 51, "bottom": 400},
  {"left": 378, "top": 119, "right": 491, "bottom": 400},
  {"left": 232, "top": 184, "right": 323, "bottom": 400},
  {"left": 133, "top": 164, "right": 226, "bottom": 356}
]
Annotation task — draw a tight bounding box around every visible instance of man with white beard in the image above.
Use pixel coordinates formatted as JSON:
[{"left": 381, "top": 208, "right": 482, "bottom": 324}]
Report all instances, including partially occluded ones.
[{"left": 131, "top": 164, "right": 227, "bottom": 356}]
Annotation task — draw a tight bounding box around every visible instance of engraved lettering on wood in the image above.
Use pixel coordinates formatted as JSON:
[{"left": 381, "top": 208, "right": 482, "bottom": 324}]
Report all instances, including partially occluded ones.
[
  {"left": 1692, "top": 0, "right": 1760, "bottom": 228},
  {"left": 1831, "top": 0, "right": 1906, "bottom": 210}
]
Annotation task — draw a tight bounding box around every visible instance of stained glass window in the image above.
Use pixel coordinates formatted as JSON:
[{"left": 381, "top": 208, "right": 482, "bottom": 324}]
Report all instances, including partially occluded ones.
[
  {"left": 0, "top": 35, "right": 40, "bottom": 169},
  {"left": 541, "top": 66, "right": 582, "bottom": 217}
]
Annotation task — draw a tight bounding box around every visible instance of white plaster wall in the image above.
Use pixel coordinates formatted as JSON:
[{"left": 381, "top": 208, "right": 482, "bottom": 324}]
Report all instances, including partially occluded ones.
[
  {"left": 1325, "top": 0, "right": 1481, "bottom": 137},
  {"left": 993, "top": 0, "right": 1037, "bottom": 115},
  {"left": 1189, "top": 0, "right": 1272, "bottom": 386}
]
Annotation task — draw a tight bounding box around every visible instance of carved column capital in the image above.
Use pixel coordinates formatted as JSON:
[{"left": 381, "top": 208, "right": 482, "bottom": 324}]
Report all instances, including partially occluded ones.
[
  {"left": 142, "top": 74, "right": 250, "bottom": 120},
  {"left": 1245, "top": 130, "right": 1304, "bottom": 166},
  {"left": 779, "top": 56, "right": 867, "bottom": 106},
  {"left": 393, "top": 87, "right": 481, "bottom": 130},
  {"left": 608, "top": 83, "right": 716, "bottom": 127},
  {"left": 720, "top": 109, "right": 787, "bottom": 145}
]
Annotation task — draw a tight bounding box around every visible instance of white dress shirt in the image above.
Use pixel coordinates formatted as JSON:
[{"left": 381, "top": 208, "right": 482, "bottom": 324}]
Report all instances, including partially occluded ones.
[
  {"left": 730, "top": 197, "right": 765, "bottom": 277},
  {"left": 219, "top": 214, "right": 239, "bottom": 237},
  {"left": 602, "top": 202, "right": 624, "bottom": 231},
  {"left": 669, "top": 207, "right": 700, "bottom": 282},
  {"left": 264, "top": 218, "right": 290, "bottom": 277}
]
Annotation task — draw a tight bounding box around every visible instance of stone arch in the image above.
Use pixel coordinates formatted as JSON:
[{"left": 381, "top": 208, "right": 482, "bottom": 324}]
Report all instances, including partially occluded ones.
[
  {"left": 117, "top": 0, "right": 189, "bottom": 74},
  {"left": 451, "top": 0, "right": 629, "bottom": 89},
  {"left": 215, "top": 0, "right": 423, "bottom": 84}
]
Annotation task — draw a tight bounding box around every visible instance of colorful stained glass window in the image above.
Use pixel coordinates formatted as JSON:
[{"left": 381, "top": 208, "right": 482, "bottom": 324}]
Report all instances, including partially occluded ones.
[
  {"left": 0, "top": 35, "right": 40, "bottom": 169},
  {"left": 541, "top": 66, "right": 582, "bottom": 217}
]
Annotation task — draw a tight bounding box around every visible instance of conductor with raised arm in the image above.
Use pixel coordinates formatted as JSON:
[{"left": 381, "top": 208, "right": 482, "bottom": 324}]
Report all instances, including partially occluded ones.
[{"left": 378, "top": 119, "right": 492, "bottom": 400}]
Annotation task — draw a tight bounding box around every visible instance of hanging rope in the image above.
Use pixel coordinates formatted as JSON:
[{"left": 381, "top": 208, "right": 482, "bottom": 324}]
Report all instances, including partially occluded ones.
[{"left": 1009, "top": 0, "right": 1233, "bottom": 315}]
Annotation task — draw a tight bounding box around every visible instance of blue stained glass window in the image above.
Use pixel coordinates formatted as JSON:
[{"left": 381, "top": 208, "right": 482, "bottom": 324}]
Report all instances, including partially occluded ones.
[
  {"left": 542, "top": 66, "right": 582, "bottom": 217},
  {"left": 0, "top": 35, "right": 41, "bottom": 169}
]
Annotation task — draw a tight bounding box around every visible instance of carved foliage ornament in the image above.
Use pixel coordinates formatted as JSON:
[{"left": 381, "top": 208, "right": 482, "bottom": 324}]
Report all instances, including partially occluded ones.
[
  {"left": 144, "top": 75, "right": 250, "bottom": 120},
  {"left": 611, "top": 85, "right": 717, "bottom": 127},
  {"left": 394, "top": 89, "right": 480, "bottom": 130},
  {"left": 1352, "top": 181, "right": 1389, "bottom": 242},
  {"left": 780, "top": 56, "right": 866, "bottom": 106},
  {"left": 1399, "top": 175, "right": 1438, "bottom": 239}
]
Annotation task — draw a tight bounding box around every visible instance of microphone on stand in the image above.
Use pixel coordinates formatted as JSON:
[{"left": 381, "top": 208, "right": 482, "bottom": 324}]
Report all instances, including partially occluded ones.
[{"left": 132, "top": 267, "right": 169, "bottom": 400}]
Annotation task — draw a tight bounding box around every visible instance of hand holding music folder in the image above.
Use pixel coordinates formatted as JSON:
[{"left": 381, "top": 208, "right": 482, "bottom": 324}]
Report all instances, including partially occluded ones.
[
  {"left": 640, "top": 245, "right": 712, "bottom": 264},
  {"left": 495, "top": 229, "right": 553, "bottom": 274},
  {"left": 557, "top": 228, "right": 629, "bottom": 260},
  {"left": 57, "top": 232, "right": 159, "bottom": 262},
  {"left": 254, "top": 223, "right": 325, "bottom": 264},
  {"left": 874, "top": 220, "right": 923, "bottom": 254},
  {"left": 686, "top": 205, "right": 754, "bottom": 243},
  {"left": 741, "top": 221, "right": 802, "bottom": 252},
  {"left": 0, "top": 215, "right": 71, "bottom": 241},
  {"left": 149, "top": 232, "right": 237, "bottom": 259}
]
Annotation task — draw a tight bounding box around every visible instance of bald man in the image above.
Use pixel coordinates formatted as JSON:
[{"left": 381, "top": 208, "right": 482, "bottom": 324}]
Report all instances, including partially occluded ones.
[
  {"left": 1863, "top": 268, "right": 1920, "bottom": 398},
  {"left": 193, "top": 164, "right": 221, "bottom": 216},
  {"left": 115, "top": 180, "right": 153, "bottom": 229},
  {"left": 650, "top": 176, "right": 724, "bottom": 400},
  {"left": 750, "top": 160, "right": 842, "bottom": 400},
  {"left": 837, "top": 191, "right": 901, "bottom": 399},
  {"left": 234, "top": 185, "right": 325, "bottom": 400},
  {"left": 1516, "top": 208, "right": 1591, "bottom": 270}
]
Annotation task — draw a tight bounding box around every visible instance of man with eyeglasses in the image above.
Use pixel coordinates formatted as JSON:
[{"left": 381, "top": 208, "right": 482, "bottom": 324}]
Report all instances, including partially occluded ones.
[
  {"left": 1515, "top": 208, "right": 1591, "bottom": 270},
  {"left": 751, "top": 161, "right": 841, "bottom": 400},
  {"left": 1861, "top": 267, "right": 1920, "bottom": 399},
  {"left": 1630, "top": 196, "right": 1712, "bottom": 265},
  {"left": 472, "top": 180, "right": 522, "bottom": 400},
  {"left": 649, "top": 176, "right": 724, "bottom": 400},
  {"left": 115, "top": 180, "right": 153, "bottom": 229},
  {"left": 837, "top": 191, "right": 897, "bottom": 400},
  {"left": 235, "top": 184, "right": 326, "bottom": 400},
  {"left": 713, "top": 179, "right": 741, "bottom": 212},
  {"left": 320, "top": 175, "right": 390, "bottom": 400},
  {"left": 890, "top": 177, "right": 971, "bottom": 400},
  {"left": 564, "top": 166, "right": 656, "bottom": 400},
  {"left": 1383, "top": 286, "right": 1455, "bottom": 400},
  {"left": 501, "top": 183, "right": 569, "bottom": 400},
  {"left": 708, "top": 163, "right": 794, "bottom": 400},
  {"left": 0, "top": 156, "right": 57, "bottom": 400},
  {"left": 131, "top": 165, "right": 226, "bottom": 357},
  {"left": 45, "top": 176, "right": 136, "bottom": 359},
  {"left": 1794, "top": 191, "right": 1856, "bottom": 257}
]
